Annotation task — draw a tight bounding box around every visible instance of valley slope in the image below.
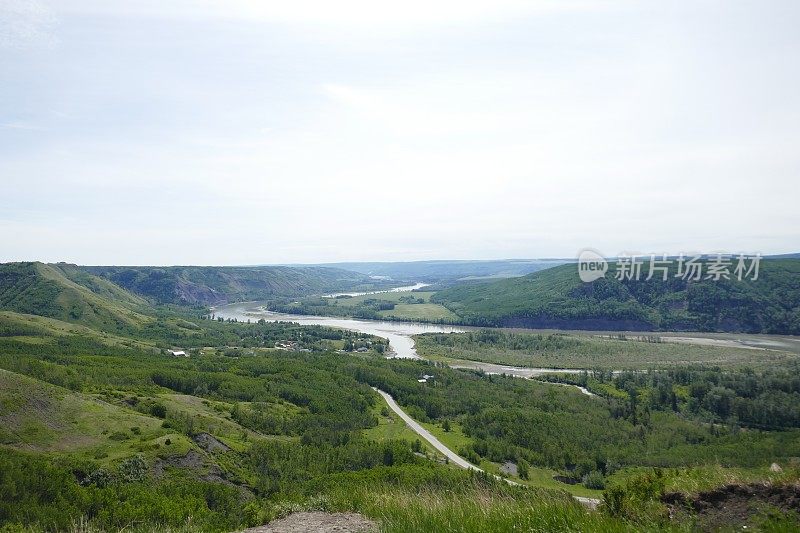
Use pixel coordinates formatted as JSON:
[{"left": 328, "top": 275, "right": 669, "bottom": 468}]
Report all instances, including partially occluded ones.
[{"left": 432, "top": 259, "right": 800, "bottom": 334}]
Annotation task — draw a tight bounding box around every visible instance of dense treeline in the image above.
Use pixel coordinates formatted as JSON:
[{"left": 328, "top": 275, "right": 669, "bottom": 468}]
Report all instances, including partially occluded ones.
[
  {"left": 432, "top": 258, "right": 800, "bottom": 334},
  {"left": 5, "top": 335, "right": 799, "bottom": 484},
  {"left": 269, "top": 297, "right": 399, "bottom": 320},
  {"left": 422, "top": 330, "right": 583, "bottom": 352},
  {"left": 0, "top": 347, "right": 381, "bottom": 443},
  {"left": 329, "top": 358, "right": 800, "bottom": 477},
  {"left": 247, "top": 438, "right": 421, "bottom": 495},
  {"left": 0, "top": 308, "right": 383, "bottom": 356},
  {"left": 545, "top": 365, "right": 800, "bottom": 430}
]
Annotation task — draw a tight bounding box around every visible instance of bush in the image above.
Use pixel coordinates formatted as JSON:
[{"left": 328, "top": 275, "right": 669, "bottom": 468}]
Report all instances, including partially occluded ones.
[
  {"left": 603, "top": 469, "right": 667, "bottom": 523},
  {"left": 517, "top": 459, "right": 530, "bottom": 481},
  {"left": 119, "top": 454, "right": 147, "bottom": 483},
  {"left": 582, "top": 470, "right": 605, "bottom": 489},
  {"left": 83, "top": 468, "right": 114, "bottom": 488}
]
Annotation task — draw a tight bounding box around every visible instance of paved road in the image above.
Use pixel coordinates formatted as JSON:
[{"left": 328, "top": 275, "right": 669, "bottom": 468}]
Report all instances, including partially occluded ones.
[
  {"left": 374, "top": 387, "right": 601, "bottom": 510},
  {"left": 374, "top": 388, "right": 479, "bottom": 471}
]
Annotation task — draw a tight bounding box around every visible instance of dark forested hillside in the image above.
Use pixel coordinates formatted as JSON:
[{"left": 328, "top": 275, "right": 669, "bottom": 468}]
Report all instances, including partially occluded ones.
[
  {"left": 79, "top": 265, "right": 392, "bottom": 305},
  {"left": 432, "top": 259, "right": 800, "bottom": 334}
]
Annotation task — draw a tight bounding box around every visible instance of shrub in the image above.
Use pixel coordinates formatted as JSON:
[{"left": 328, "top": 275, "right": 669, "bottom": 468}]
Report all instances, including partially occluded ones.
[
  {"left": 582, "top": 470, "right": 605, "bottom": 489},
  {"left": 118, "top": 454, "right": 147, "bottom": 483}
]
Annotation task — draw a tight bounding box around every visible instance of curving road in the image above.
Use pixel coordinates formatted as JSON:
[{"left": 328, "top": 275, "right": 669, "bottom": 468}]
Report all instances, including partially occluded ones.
[
  {"left": 374, "top": 387, "right": 601, "bottom": 509},
  {"left": 374, "top": 388, "right": 479, "bottom": 471}
]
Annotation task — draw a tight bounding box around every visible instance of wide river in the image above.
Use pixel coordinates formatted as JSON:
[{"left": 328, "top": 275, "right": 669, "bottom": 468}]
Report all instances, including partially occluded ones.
[{"left": 211, "top": 299, "right": 589, "bottom": 381}]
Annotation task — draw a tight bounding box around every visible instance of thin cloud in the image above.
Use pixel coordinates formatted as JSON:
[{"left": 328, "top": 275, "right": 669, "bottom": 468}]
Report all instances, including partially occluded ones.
[{"left": 0, "top": 0, "right": 57, "bottom": 49}]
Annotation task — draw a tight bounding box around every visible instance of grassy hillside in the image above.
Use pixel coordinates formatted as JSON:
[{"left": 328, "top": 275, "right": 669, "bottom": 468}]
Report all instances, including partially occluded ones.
[
  {"left": 0, "top": 310, "right": 158, "bottom": 353},
  {"left": 0, "top": 262, "right": 152, "bottom": 332},
  {"left": 83, "top": 265, "right": 393, "bottom": 305},
  {"left": 432, "top": 258, "right": 800, "bottom": 334},
  {"left": 0, "top": 262, "right": 402, "bottom": 344},
  {"left": 0, "top": 368, "right": 165, "bottom": 456}
]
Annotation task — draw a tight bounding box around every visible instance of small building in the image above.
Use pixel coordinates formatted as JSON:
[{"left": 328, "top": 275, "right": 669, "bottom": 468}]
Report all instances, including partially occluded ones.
[
  {"left": 418, "top": 378, "right": 427, "bottom": 383},
  {"left": 169, "top": 350, "right": 188, "bottom": 357},
  {"left": 275, "top": 341, "right": 298, "bottom": 350}
]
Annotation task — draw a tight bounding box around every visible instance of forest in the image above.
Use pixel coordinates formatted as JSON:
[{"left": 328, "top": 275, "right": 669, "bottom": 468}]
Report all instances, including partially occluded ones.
[
  {"left": 1, "top": 261, "right": 799, "bottom": 531},
  {"left": 431, "top": 258, "right": 800, "bottom": 334}
]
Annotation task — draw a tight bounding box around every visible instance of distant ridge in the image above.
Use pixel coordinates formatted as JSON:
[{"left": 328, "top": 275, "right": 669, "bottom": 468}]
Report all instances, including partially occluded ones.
[
  {"left": 80, "top": 264, "right": 392, "bottom": 305},
  {"left": 432, "top": 258, "right": 800, "bottom": 334},
  {"left": 312, "top": 259, "right": 566, "bottom": 282}
]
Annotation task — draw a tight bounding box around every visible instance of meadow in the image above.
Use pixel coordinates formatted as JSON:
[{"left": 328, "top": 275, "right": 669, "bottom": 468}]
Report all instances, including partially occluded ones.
[{"left": 413, "top": 330, "right": 799, "bottom": 370}]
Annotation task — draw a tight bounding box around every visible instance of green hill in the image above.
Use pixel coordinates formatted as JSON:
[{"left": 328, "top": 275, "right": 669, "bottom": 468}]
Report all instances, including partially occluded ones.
[
  {"left": 82, "top": 265, "right": 392, "bottom": 305},
  {"left": 0, "top": 261, "right": 394, "bottom": 334},
  {"left": 432, "top": 258, "right": 800, "bottom": 334},
  {"left": 0, "top": 262, "right": 151, "bottom": 331},
  {"left": 0, "top": 368, "right": 165, "bottom": 455}
]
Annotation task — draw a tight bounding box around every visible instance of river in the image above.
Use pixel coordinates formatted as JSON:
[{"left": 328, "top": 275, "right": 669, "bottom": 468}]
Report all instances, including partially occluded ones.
[
  {"left": 212, "top": 300, "right": 464, "bottom": 359},
  {"left": 212, "top": 299, "right": 594, "bottom": 386},
  {"left": 213, "top": 295, "right": 601, "bottom": 506}
]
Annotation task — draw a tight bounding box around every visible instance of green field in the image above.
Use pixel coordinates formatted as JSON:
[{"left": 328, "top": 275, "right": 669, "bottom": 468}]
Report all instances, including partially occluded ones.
[
  {"left": 414, "top": 330, "right": 799, "bottom": 370},
  {"left": 378, "top": 303, "right": 459, "bottom": 321}
]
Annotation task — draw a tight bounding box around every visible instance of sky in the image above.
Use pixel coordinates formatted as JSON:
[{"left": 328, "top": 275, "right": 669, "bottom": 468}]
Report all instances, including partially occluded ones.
[{"left": 1, "top": 0, "right": 799, "bottom": 265}]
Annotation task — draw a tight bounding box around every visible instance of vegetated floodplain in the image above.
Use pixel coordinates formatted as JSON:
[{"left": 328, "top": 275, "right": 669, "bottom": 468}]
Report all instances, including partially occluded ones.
[
  {"left": 2, "top": 261, "right": 800, "bottom": 532},
  {"left": 270, "top": 290, "right": 460, "bottom": 323},
  {"left": 414, "top": 329, "right": 800, "bottom": 370}
]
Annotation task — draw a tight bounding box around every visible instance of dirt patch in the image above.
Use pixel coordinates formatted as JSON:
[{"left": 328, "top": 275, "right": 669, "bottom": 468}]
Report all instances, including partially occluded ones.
[
  {"left": 152, "top": 450, "right": 205, "bottom": 477},
  {"left": 663, "top": 482, "right": 800, "bottom": 530},
  {"left": 241, "top": 512, "right": 376, "bottom": 533},
  {"left": 152, "top": 449, "right": 255, "bottom": 498},
  {"left": 193, "top": 432, "right": 230, "bottom": 452},
  {"left": 500, "top": 461, "right": 518, "bottom": 477}
]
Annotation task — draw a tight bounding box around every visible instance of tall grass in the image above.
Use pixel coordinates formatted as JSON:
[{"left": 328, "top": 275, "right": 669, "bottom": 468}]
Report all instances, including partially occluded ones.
[{"left": 321, "top": 481, "right": 669, "bottom": 532}]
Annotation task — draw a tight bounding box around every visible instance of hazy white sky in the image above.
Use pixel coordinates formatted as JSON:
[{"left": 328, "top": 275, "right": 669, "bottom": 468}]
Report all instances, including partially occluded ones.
[{"left": 1, "top": 0, "right": 799, "bottom": 265}]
